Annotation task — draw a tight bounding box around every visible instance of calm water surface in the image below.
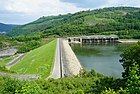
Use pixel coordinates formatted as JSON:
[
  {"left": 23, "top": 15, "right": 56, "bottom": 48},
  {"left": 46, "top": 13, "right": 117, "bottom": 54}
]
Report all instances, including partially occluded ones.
[{"left": 71, "top": 43, "right": 132, "bottom": 78}]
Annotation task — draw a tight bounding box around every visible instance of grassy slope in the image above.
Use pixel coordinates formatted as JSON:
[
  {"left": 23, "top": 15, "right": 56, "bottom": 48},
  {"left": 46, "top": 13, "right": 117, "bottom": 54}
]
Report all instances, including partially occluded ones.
[
  {"left": 0, "top": 55, "right": 18, "bottom": 66},
  {"left": 11, "top": 39, "right": 57, "bottom": 78}
]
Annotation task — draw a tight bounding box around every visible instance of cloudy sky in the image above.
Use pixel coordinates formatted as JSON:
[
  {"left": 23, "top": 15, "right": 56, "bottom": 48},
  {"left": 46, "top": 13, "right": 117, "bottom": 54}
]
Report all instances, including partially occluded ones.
[{"left": 0, "top": 0, "right": 140, "bottom": 24}]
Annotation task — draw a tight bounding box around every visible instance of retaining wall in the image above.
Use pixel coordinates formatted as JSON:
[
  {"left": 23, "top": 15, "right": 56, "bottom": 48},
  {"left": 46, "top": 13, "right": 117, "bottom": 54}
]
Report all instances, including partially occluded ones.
[{"left": 62, "top": 39, "right": 82, "bottom": 76}]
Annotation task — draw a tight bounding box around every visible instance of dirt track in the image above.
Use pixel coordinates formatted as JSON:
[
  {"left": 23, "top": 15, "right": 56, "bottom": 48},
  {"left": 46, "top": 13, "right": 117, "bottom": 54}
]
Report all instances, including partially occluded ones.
[
  {"left": 6, "top": 53, "right": 27, "bottom": 69},
  {"left": 0, "top": 72, "right": 40, "bottom": 80}
]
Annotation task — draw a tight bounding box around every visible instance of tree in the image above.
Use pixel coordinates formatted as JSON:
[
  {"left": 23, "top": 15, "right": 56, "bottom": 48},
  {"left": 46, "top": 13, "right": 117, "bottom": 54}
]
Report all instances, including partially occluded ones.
[
  {"left": 125, "top": 63, "right": 140, "bottom": 94},
  {"left": 120, "top": 42, "right": 140, "bottom": 93},
  {"left": 120, "top": 43, "right": 140, "bottom": 79}
]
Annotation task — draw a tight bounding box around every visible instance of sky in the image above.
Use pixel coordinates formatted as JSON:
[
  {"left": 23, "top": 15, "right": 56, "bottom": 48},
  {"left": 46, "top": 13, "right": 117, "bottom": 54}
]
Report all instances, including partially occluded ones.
[{"left": 0, "top": 0, "right": 140, "bottom": 25}]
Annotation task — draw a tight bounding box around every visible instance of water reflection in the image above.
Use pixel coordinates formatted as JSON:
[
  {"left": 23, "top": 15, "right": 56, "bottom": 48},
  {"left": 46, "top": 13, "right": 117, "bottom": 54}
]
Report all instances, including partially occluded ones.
[{"left": 71, "top": 43, "right": 132, "bottom": 78}]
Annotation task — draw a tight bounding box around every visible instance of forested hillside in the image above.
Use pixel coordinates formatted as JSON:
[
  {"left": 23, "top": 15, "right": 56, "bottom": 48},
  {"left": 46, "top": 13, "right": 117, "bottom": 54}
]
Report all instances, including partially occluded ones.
[
  {"left": 9, "top": 7, "right": 140, "bottom": 38},
  {"left": 0, "top": 23, "right": 17, "bottom": 33}
]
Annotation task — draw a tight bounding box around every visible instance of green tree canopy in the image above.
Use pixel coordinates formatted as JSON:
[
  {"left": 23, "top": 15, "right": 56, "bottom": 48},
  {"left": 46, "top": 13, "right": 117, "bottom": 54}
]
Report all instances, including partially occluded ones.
[
  {"left": 120, "top": 43, "right": 140, "bottom": 79},
  {"left": 120, "top": 42, "right": 140, "bottom": 93}
]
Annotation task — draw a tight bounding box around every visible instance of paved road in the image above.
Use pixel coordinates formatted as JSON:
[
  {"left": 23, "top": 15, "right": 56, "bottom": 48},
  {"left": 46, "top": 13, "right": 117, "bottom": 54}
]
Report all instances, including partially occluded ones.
[
  {"left": 1, "top": 39, "right": 64, "bottom": 80},
  {"left": 60, "top": 38, "right": 65, "bottom": 78},
  {"left": 6, "top": 53, "right": 27, "bottom": 69},
  {"left": 50, "top": 38, "right": 61, "bottom": 79}
]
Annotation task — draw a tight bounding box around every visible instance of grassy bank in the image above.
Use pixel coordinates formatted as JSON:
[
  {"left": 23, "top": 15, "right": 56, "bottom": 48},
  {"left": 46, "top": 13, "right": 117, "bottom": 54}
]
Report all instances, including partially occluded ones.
[
  {"left": 0, "top": 55, "right": 19, "bottom": 66},
  {"left": 11, "top": 39, "right": 57, "bottom": 78}
]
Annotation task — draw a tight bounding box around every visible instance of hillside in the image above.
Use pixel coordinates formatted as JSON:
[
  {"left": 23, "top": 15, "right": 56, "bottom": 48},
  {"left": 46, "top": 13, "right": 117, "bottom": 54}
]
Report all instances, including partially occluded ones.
[
  {"left": 9, "top": 7, "right": 140, "bottom": 39},
  {"left": 0, "top": 23, "right": 17, "bottom": 33},
  {"left": 11, "top": 39, "right": 56, "bottom": 78}
]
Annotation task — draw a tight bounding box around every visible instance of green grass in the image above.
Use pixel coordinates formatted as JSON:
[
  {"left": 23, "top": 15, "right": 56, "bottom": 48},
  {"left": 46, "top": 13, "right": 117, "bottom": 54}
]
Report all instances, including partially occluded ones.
[
  {"left": 11, "top": 39, "right": 57, "bottom": 78},
  {"left": 40, "top": 38, "right": 55, "bottom": 45},
  {"left": 0, "top": 55, "right": 18, "bottom": 66},
  {"left": 84, "top": 15, "right": 115, "bottom": 25}
]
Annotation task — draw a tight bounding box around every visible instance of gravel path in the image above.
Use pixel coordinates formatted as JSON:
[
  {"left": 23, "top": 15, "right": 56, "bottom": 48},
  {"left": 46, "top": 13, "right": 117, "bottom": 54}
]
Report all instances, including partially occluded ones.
[
  {"left": 6, "top": 53, "right": 28, "bottom": 69},
  {"left": 0, "top": 52, "right": 40, "bottom": 80},
  {"left": 0, "top": 72, "right": 40, "bottom": 80}
]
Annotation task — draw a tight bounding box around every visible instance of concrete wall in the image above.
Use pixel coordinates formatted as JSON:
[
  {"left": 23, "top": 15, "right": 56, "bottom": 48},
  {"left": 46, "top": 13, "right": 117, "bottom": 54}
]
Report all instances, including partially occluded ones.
[{"left": 62, "top": 39, "right": 82, "bottom": 76}]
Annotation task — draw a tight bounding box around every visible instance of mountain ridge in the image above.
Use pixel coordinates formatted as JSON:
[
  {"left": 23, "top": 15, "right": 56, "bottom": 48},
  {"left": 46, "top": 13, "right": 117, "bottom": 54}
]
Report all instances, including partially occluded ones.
[
  {"left": 9, "top": 7, "right": 140, "bottom": 39},
  {"left": 0, "top": 23, "right": 18, "bottom": 33}
]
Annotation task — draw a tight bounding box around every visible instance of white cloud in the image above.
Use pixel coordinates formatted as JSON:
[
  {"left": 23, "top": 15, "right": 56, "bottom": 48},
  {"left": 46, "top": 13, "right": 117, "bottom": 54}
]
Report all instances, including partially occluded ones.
[
  {"left": 0, "top": 0, "right": 87, "bottom": 24},
  {"left": 0, "top": 0, "right": 140, "bottom": 24},
  {"left": 104, "top": 0, "right": 140, "bottom": 7},
  {"left": 5, "top": 0, "right": 85, "bottom": 16}
]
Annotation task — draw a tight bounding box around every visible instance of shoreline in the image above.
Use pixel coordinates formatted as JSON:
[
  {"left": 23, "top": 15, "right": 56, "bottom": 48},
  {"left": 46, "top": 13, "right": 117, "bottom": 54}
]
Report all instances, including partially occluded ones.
[{"left": 117, "top": 39, "right": 139, "bottom": 43}]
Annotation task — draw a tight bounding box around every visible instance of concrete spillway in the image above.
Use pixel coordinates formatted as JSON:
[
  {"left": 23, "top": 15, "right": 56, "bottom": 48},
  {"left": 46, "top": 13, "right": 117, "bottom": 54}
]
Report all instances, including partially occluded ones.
[{"left": 67, "top": 35, "right": 119, "bottom": 43}]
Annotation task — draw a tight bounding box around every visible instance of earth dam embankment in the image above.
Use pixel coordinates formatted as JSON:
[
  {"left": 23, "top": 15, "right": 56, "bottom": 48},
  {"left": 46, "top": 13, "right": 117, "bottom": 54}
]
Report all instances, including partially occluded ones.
[{"left": 62, "top": 39, "right": 82, "bottom": 76}]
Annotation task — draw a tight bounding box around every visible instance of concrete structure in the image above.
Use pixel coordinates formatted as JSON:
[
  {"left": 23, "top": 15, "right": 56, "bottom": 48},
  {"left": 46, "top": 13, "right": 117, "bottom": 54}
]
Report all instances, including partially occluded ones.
[
  {"left": 67, "top": 35, "right": 119, "bottom": 43},
  {"left": 61, "top": 39, "right": 82, "bottom": 77},
  {"left": 50, "top": 38, "right": 82, "bottom": 79}
]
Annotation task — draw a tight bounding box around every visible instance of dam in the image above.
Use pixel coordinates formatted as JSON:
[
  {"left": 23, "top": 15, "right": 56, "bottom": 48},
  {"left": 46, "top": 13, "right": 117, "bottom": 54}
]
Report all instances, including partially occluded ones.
[
  {"left": 67, "top": 35, "right": 119, "bottom": 43},
  {"left": 52, "top": 35, "right": 127, "bottom": 78},
  {"left": 51, "top": 38, "right": 82, "bottom": 79}
]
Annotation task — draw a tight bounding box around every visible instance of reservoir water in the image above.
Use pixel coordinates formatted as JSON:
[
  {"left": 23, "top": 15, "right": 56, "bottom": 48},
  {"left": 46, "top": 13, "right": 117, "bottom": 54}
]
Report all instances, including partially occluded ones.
[{"left": 71, "top": 43, "right": 132, "bottom": 78}]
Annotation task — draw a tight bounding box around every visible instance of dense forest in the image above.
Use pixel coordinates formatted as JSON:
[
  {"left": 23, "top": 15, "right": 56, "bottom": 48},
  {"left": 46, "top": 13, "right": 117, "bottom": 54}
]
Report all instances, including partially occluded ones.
[{"left": 8, "top": 7, "right": 140, "bottom": 39}]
